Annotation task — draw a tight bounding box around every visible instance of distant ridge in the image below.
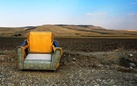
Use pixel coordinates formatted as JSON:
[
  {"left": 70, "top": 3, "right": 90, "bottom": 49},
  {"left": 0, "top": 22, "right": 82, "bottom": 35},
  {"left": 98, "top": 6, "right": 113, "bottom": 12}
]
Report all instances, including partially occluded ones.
[
  {"left": 57, "top": 24, "right": 106, "bottom": 31},
  {"left": 0, "top": 24, "right": 137, "bottom": 38}
]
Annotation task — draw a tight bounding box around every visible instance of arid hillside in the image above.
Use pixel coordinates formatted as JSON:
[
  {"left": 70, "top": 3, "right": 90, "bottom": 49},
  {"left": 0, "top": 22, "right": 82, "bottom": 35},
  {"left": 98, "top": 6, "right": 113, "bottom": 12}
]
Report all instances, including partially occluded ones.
[{"left": 0, "top": 25, "right": 137, "bottom": 38}]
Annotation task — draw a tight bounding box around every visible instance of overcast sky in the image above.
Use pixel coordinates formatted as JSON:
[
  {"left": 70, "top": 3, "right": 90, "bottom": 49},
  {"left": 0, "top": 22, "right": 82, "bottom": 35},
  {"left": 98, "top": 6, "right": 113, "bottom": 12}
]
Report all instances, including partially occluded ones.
[{"left": 0, "top": 0, "right": 137, "bottom": 30}]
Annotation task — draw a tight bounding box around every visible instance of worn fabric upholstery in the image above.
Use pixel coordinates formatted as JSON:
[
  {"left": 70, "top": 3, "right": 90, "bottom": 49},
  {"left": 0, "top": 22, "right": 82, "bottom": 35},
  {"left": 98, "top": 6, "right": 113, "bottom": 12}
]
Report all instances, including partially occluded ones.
[
  {"left": 28, "top": 32, "right": 53, "bottom": 53},
  {"left": 25, "top": 54, "right": 51, "bottom": 61}
]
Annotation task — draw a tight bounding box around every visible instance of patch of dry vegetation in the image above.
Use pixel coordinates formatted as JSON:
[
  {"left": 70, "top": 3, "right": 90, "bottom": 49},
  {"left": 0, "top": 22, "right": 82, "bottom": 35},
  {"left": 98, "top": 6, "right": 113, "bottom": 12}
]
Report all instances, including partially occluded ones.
[
  {"left": 0, "top": 25, "right": 137, "bottom": 38},
  {"left": 0, "top": 27, "right": 26, "bottom": 37}
]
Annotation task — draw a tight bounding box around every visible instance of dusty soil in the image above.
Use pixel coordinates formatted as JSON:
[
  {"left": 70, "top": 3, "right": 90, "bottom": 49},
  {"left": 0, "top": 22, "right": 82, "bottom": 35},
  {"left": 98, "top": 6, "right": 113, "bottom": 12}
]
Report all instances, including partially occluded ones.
[{"left": 0, "top": 38, "right": 137, "bottom": 86}]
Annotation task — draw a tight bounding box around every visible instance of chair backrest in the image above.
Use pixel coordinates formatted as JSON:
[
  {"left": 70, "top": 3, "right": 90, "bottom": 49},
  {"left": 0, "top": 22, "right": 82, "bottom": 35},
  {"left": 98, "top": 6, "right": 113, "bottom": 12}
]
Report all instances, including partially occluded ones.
[{"left": 28, "top": 31, "right": 53, "bottom": 53}]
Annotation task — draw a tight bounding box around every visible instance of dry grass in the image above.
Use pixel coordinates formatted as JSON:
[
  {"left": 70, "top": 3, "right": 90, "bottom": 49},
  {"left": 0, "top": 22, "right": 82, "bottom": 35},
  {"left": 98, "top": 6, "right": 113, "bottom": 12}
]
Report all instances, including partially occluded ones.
[
  {"left": 0, "top": 27, "right": 26, "bottom": 37},
  {"left": 0, "top": 25, "right": 137, "bottom": 38}
]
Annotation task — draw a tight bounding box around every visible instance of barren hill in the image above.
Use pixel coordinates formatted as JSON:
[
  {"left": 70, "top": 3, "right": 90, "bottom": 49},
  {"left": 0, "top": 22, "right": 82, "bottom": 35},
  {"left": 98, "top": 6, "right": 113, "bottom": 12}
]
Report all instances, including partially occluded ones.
[
  {"left": 0, "top": 25, "right": 137, "bottom": 38},
  {"left": 32, "top": 25, "right": 106, "bottom": 37}
]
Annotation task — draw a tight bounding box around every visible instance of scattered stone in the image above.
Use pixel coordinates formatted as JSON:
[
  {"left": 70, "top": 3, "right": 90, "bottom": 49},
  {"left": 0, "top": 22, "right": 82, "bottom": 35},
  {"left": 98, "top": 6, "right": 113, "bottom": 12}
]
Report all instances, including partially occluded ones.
[
  {"left": 91, "top": 69, "right": 95, "bottom": 73},
  {"left": 97, "top": 79, "right": 102, "bottom": 82},
  {"left": 98, "top": 64, "right": 104, "bottom": 68},
  {"left": 109, "top": 79, "right": 115, "bottom": 85},
  {"left": 91, "top": 80, "right": 99, "bottom": 86},
  {"left": 129, "top": 62, "right": 136, "bottom": 68},
  {"left": 129, "top": 53, "right": 133, "bottom": 57},
  {"left": 0, "top": 75, "right": 4, "bottom": 78},
  {"left": 8, "top": 83, "right": 14, "bottom": 86},
  {"left": 102, "top": 80, "right": 108, "bottom": 84},
  {"left": 20, "top": 80, "right": 27, "bottom": 86},
  {"left": 1, "top": 49, "right": 137, "bottom": 86},
  {"left": 73, "top": 58, "right": 76, "bottom": 61}
]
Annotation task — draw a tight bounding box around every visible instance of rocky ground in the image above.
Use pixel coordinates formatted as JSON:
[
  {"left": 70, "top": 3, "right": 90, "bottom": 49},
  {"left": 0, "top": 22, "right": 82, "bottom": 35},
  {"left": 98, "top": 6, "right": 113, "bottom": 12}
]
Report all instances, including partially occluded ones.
[{"left": 0, "top": 38, "right": 137, "bottom": 86}]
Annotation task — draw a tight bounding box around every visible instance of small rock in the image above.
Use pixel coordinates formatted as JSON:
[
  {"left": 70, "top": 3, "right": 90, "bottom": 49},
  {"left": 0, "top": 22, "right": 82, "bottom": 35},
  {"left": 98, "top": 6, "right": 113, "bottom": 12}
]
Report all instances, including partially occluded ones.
[
  {"left": 129, "top": 53, "right": 133, "bottom": 57},
  {"left": 91, "top": 80, "right": 99, "bottom": 86},
  {"left": 73, "top": 58, "right": 76, "bottom": 61},
  {"left": 21, "top": 83, "right": 27, "bottom": 86},
  {"left": 109, "top": 79, "right": 115, "bottom": 85},
  {"left": 8, "top": 83, "right": 14, "bottom": 86},
  {"left": 72, "top": 62, "right": 75, "bottom": 64},
  {"left": 0, "top": 75, "right": 4, "bottom": 78},
  {"left": 98, "top": 64, "right": 103, "bottom": 68},
  {"left": 102, "top": 80, "right": 108, "bottom": 84},
  {"left": 94, "top": 84, "right": 100, "bottom": 86},
  {"left": 97, "top": 79, "right": 102, "bottom": 82},
  {"left": 20, "top": 80, "right": 27, "bottom": 86},
  {"left": 91, "top": 69, "right": 95, "bottom": 72},
  {"left": 129, "top": 62, "right": 136, "bottom": 68}
]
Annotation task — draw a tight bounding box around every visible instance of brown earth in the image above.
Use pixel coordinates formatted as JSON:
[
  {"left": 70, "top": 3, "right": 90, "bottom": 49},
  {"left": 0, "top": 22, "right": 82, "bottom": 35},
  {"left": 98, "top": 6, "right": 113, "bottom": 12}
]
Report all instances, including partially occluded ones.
[{"left": 0, "top": 38, "right": 137, "bottom": 86}]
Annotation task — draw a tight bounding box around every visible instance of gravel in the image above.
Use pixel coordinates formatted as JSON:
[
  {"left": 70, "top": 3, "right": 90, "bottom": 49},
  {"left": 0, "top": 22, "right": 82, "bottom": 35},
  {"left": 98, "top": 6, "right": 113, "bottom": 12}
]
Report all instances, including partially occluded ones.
[{"left": 0, "top": 50, "right": 137, "bottom": 86}]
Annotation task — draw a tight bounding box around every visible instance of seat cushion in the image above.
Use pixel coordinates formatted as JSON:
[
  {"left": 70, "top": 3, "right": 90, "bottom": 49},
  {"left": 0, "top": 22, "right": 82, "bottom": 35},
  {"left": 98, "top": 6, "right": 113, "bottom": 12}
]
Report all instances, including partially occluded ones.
[
  {"left": 25, "top": 54, "right": 51, "bottom": 61},
  {"left": 28, "top": 32, "right": 53, "bottom": 53}
]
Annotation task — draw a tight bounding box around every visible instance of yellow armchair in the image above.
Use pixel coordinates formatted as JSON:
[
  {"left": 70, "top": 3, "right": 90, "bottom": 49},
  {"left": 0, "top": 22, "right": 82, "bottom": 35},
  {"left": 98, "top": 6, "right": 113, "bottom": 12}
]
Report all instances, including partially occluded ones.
[{"left": 17, "top": 31, "right": 62, "bottom": 70}]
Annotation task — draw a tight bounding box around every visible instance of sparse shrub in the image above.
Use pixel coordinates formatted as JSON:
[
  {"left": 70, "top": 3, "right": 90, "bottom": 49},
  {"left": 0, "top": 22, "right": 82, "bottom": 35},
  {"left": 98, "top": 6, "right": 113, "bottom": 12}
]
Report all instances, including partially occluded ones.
[
  {"left": 0, "top": 51, "right": 5, "bottom": 55},
  {"left": 75, "top": 33, "right": 81, "bottom": 35},
  {"left": 14, "top": 34, "right": 22, "bottom": 37}
]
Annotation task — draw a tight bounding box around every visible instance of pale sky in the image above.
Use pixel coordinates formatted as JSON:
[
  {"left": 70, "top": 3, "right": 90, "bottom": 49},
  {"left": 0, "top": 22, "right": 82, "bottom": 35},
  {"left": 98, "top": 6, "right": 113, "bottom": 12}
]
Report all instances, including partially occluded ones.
[{"left": 0, "top": 0, "right": 137, "bottom": 30}]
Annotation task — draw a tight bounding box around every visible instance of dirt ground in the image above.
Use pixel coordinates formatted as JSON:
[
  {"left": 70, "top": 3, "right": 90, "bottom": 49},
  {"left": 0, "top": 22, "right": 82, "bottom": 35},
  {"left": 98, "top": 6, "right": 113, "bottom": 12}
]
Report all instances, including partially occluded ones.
[{"left": 0, "top": 38, "right": 137, "bottom": 86}]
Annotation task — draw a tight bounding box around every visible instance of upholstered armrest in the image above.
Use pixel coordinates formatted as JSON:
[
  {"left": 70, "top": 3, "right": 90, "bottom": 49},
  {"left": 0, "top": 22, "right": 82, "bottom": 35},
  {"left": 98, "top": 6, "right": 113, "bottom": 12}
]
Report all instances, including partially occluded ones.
[
  {"left": 20, "top": 45, "right": 29, "bottom": 60},
  {"left": 52, "top": 40, "right": 63, "bottom": 55},
  {"left": 52, "top": 45, "right": 63, "bottom": 55},
  {"left": 19, "top": 40, "right": 29, "bottom": 60},
  {"left": 17, "top": 40, "right": 29, "bottom": 69},
  {"left": 51, "top": 48, "right": 62, "bottom": 70},
  {"left": 51, "top": 40, "right": 63, "bottom": 70}
]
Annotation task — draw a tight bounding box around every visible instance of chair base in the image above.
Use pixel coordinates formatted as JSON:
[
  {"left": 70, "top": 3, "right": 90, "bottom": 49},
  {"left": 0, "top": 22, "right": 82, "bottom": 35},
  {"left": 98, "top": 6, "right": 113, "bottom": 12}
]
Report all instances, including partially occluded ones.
[
  {"left": 17, "top": 47, "right": 62, "bottom": 71},
  {"left": 24, "top": 60, "right": 51, "bottom": 70}
]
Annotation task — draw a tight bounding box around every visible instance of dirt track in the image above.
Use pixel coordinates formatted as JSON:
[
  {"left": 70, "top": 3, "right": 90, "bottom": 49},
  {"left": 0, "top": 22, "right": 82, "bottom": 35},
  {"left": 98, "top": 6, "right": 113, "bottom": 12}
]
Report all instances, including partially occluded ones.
[{"left": 0, "top": 38, "right": 137, "bottom": 86}]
